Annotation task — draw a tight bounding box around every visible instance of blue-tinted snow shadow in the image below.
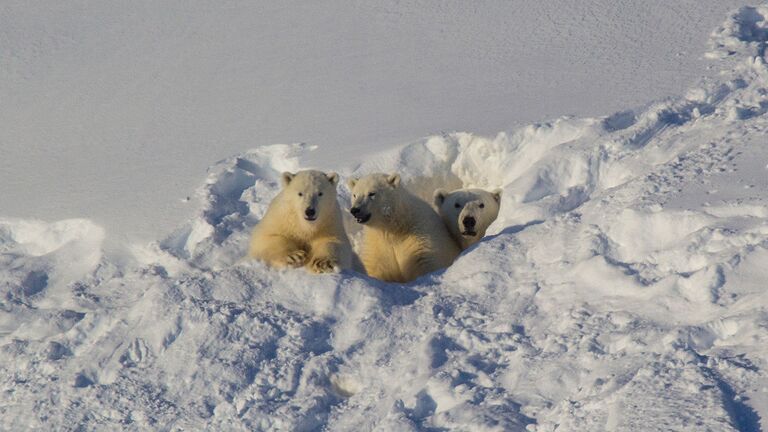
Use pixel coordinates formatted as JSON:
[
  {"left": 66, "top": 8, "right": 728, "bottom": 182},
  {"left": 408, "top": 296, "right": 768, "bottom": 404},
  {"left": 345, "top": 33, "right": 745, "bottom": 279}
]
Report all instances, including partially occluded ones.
[
  {"left": 474, "top": 219, "right": 544, "bottom": 247},
  {"left": 498, "top": 219, "right": 545, "bottom": 236},
  {"left": 338, "top": 270, "right": 424, "bottom": 308},
  {"left": 715, "top": 375, "right": 762, "bottom": 432}
]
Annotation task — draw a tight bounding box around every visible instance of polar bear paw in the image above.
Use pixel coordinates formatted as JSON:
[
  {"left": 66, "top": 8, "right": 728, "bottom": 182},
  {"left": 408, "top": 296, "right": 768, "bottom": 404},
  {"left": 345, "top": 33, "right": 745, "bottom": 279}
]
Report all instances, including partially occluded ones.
[
  {"left": 285, "top": 250, "right": 308, "bottom": 267},
  {"left": 310, "top": 256, "right": 339, "bottom": 274}
]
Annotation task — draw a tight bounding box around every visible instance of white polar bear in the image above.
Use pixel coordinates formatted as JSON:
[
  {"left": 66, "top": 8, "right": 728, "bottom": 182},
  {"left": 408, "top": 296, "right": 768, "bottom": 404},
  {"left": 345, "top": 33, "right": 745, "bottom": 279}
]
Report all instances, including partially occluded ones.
[
  {"left": 248, "top": 170, "right": 353, "bottom": 273},
  {"left": 433, "top": 188, "right": 502, "bottom": 250},
  {"left": 348, "top": 173, "right": 460, "bottom": 282}
]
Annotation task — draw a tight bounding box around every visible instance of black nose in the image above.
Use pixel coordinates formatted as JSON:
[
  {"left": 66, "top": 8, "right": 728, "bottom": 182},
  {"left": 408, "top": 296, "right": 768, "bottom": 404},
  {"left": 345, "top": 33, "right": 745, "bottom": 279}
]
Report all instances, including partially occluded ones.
[
  {"left": 305, "top": 208, "right": 316, "bottom": 218},
  {"left": 350, "top": 207, "right": 360, "bottom": 215},
  {"left": 463, "top": 216, "right": 476, "bottom": 228}
]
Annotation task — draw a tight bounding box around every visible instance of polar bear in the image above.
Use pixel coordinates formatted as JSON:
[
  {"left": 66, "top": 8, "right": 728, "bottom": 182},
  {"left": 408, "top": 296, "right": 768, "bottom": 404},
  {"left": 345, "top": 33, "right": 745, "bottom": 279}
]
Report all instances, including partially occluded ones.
[
  {"left": 248, "top": 170, "right": 353, "bottom": 273},
  {"left": 348, "top": 173, "right": 460, "bottom": 282},
  {"left": 433, "top": 188, "right": 502, "bottom": 250}
]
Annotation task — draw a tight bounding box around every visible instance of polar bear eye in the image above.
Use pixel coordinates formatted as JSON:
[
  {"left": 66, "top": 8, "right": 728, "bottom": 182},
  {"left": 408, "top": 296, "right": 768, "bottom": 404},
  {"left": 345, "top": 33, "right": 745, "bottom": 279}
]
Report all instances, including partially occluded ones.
[
  {"left": 318, "top": 192, "right": 323, "bottom": 196},
  {"left": 298, "top": 192, "right": 303, "bottom": 197},
  {"left": 454, "top": 202, "right": 461, "bottom": 209},
  {"left": 479, "top": 203, "right": 485, "bottom": 209}
]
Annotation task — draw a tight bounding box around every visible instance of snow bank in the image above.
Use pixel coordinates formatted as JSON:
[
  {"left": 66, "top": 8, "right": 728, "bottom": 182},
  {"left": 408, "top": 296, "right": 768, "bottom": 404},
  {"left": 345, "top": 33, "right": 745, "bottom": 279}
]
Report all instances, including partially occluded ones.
[{"left": 2, "top": 5, "right": 768, "bottom": 431}]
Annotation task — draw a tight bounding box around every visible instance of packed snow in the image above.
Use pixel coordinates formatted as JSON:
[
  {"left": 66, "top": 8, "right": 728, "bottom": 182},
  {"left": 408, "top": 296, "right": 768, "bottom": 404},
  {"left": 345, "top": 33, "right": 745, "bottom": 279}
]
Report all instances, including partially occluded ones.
[{"left": 3, "top": 4, "right": 768, "bottom": 432}]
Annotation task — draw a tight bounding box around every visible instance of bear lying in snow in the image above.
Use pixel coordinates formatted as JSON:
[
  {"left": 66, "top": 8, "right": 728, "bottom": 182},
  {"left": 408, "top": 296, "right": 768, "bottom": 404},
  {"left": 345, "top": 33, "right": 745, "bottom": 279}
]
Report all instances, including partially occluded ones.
[
  {"left": 433, "top": 188, "right": 502, "bottom": 250},
  {"left": 348, "top": 173, "right": 460, "bottom": 282},
  {"left": 248, "top": 170, "right": 354, "bottom": 273}
]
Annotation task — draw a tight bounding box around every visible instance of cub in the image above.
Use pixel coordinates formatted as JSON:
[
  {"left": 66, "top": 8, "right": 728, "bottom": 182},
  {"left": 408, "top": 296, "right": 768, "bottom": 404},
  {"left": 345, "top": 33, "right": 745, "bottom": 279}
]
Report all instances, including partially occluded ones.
[
  {"left": 249, "top": 170, "right": 353, "bottom": 273},
  {"left": 433, "top": 188, "right": 502, "bottom": 250},
  {"left": 348, "top": 173, "right": 460, "bottom": 282}
]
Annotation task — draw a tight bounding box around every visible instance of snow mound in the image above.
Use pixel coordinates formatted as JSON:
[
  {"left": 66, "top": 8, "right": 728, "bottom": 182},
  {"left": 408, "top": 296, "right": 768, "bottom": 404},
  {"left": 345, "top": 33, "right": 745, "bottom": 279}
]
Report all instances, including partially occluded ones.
[
  {"left": 2, "top": 5, "right": 768, "bottom": 431},
  {"left": 0, "top": 218, "right": 103, "bottom": 343}
]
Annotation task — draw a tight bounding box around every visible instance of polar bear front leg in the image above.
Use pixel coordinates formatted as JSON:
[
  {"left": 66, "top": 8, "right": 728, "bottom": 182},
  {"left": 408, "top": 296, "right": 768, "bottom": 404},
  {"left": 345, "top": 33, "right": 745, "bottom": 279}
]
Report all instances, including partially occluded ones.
[
  {"left": 250, "top": 233, "right": 307, "bottom": 268},
  {"left": 402, "top": 252, "right": 440, "bottom": 281},
  {"left": 360, "top": 246, "right": 406, "bottom": 282},
  {"left": 308, "top": 237, "right": 343, "bottom": 273},
  {"left": 398, "top": 237, "right": 444, "bottom": 282}
]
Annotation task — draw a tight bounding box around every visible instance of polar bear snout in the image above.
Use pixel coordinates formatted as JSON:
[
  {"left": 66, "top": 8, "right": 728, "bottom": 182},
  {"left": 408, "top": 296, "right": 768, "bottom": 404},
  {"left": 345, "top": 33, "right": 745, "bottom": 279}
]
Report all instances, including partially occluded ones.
[
  {"left": 461, "top": 215, "right": 477, "bottom": 236},
  {"left": 350, "top": 206, "right": 371, "bottom": 224},
  {"left": 459, "top": 202, "right": 482, "bottom": 236},
  {"left": 304, "top": 207, "right": 317, "bottom": 221}
]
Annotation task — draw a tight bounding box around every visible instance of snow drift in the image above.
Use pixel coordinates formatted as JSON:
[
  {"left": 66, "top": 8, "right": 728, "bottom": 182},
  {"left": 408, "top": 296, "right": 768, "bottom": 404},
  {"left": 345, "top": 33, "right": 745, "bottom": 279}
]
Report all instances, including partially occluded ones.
[{"left": 2, "top": 5, "right": 768, "bottom": 431}]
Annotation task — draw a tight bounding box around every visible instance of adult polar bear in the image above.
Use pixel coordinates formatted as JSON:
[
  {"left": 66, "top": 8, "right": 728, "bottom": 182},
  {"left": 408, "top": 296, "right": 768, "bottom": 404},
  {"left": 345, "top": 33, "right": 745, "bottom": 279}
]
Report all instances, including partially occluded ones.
[
  {"left": 348, "top": 173, "right": 460, "bottom": 282},
  {"left": 249, "top": 170, "right": 354, "bottom": 273}
]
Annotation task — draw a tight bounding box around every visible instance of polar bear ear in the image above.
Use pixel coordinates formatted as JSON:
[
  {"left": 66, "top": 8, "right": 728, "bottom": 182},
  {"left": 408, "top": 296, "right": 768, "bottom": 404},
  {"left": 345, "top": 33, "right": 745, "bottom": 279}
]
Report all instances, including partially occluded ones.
[
  {"left": 491, "top": 188, "right": 502, "bottom": 204},
  {"left": 347, "top": 177, "right": 358, "bottom": 190},
  {"left": 281, "top": 172, "right": 296, "bottom": 187},
  {"left": 325, "top": 172, "right": 339, "bottom": 186},
  {"left": 433, "top": 189, "right": 447, "bottom": 207},
  {"left": 386, "top": 173, "right": 401, "bottom": 188}
]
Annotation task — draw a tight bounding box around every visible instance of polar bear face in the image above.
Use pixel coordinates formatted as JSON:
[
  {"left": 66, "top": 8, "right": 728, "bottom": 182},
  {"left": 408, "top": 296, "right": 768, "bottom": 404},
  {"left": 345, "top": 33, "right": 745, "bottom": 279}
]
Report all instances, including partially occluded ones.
[
  {"left": 347, "top": 173, "right": 401, "bottom": 226},
  {"left": 281, "top": 170, "right": 340, "bottom": 227},
  {"left": 433, "top": 188, "right": 502, "bottom": 247}
]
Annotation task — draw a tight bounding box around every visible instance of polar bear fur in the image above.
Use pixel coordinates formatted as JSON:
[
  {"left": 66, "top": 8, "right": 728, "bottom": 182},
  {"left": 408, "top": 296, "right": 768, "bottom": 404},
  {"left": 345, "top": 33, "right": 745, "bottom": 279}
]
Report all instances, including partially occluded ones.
[
  {"left": 348, "top": 173, "right": 460, "bottom": 282},
  {"left": 248, "top": 170, "right": 353, "bottom": 273},
  {"left": 433, "top": 188, "right": 502, "bottom": 250}
]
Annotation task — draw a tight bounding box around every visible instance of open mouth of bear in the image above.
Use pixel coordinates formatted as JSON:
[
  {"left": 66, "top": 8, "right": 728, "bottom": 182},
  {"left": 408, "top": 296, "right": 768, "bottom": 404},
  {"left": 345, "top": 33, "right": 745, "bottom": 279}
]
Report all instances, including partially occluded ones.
[
  {"left": 461, "top": 230, "right": 477, "bottom": 237},
  {"left": 354, "top": 213, "right": 371, "bottom": 224}
]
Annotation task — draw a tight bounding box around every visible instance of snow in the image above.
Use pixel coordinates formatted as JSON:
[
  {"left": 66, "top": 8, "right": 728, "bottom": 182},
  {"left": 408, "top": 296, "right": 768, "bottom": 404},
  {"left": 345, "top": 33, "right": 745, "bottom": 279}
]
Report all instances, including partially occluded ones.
[
  {"left": 2, "top": 3, "right": 768, "bottom": 432},
  {"left": 0, "top": 0, "right": 754, "bottom": 242}
]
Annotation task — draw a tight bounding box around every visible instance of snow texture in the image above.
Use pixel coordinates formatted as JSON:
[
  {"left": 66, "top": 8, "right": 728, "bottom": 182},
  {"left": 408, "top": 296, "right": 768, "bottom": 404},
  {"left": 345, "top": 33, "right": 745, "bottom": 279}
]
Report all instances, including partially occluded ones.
[{"left": 2, "top": 4, "right": 768, "bottom": 432}]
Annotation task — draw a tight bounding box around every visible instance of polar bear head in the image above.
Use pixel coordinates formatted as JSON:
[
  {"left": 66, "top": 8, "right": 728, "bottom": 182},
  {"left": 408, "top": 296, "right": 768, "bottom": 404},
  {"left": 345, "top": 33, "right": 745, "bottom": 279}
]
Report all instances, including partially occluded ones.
[
  {"left": 347, "top": 173, "right": 402, "bottom": 226},
  {"left": 433, "top": 188, "right": 502, "bottom": 248},
  {"left": 280, "top": 170, "right": 340, "bottom": 227}
]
